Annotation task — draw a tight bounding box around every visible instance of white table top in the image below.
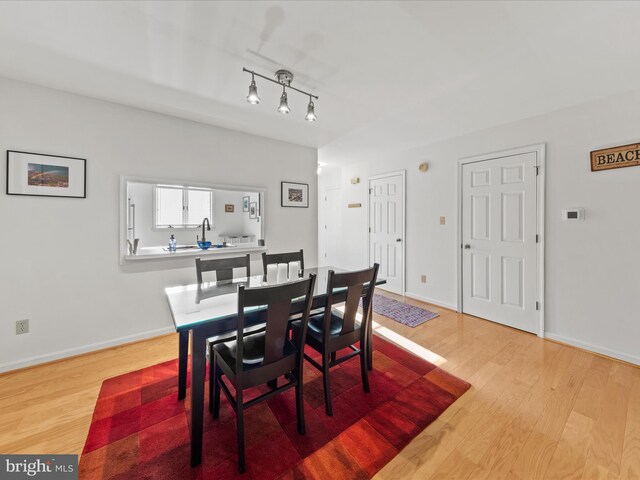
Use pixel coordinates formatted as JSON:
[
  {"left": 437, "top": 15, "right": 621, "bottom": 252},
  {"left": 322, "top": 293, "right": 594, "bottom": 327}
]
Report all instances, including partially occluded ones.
[{"left": 165, "top": 266, "right": 344, "bottom": 331}]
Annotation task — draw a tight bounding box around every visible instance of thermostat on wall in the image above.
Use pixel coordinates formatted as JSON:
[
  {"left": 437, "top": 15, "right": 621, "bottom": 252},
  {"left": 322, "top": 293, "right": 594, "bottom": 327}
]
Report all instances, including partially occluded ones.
[{"left": 562, "top": 208, "right": 585, "bottom": 221}]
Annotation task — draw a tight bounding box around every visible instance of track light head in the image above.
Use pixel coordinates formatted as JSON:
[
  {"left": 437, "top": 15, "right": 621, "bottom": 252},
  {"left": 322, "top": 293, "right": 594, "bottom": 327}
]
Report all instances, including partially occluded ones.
[
  {"left": 246, "top": 76, "right": 260, "bottom": 105},
  {"left": 305, "top": 97, "right": 317, "bottom": 122},
  {"left": 278, "top": 87, "right": 290, "bottom": 114}
]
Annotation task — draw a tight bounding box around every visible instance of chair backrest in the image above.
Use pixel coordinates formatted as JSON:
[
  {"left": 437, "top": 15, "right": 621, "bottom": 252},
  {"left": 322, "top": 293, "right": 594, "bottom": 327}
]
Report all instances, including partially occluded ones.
[
  {"left": 195, "top": 254, "right": 251, "bottom": 284},
  {"left": 323, "top": 264, "right": 380, "bottom": 340},
  {"left": 262, "top": 249, "right": 304, "bottom": 274},
  {"left": 236, "top": 275, "right": 316, "bottom": 373}
]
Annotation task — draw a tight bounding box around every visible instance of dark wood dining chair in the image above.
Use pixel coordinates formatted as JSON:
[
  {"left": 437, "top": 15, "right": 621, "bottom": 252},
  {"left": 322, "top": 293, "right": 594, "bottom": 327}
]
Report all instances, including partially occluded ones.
[
  {"left": 261, "top": 249, "right": 304, "bottom": 273},
  {"left": 210, "top": 275, "right": 317, "bottom": 473},
  {"left": 293, "top": 264, "right": 379, "bottom": 416},
  {"left": 177, "top": 255, "right": 258, "bottom": 399},
  {"left": 196, "top": 254, "right": 251, "bottom": 283}
]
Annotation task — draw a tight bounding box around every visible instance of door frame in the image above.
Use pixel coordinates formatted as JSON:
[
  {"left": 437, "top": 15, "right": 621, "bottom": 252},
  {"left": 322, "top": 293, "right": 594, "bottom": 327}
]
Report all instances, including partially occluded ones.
[
  {"left": 368, "top": 170, "right": 406, "bottom": 295},
  {"left": 322, "top": 185, "right": 341, "bottom": 266},
  {"left": 456, "top": 144, "right": 546, "bottom": 337}
]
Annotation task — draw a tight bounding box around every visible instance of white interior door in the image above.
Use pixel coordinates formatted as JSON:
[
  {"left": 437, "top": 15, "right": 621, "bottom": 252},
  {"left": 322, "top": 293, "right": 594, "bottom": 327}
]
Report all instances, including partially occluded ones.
[
  {"left": 369, "top": 173, "right": 404, "bottom": 294},
  {"left": 323, "top": 186, "right": 341, "bottom": 266},
  {"left": 462, "top": 152, "right": 538, "bottom": 333}
]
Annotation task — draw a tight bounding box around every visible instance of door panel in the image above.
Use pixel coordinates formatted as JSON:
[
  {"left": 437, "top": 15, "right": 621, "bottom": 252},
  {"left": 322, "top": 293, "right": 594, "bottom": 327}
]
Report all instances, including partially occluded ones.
[
  {"left": 369, "top": 174, "right": 404, "bottom": 294},
  {"left": 462, "top": 152, "right": 537, "bottom": 333},
  {"left": 471, "top": 253, "right": 491, "bottom": 300}
]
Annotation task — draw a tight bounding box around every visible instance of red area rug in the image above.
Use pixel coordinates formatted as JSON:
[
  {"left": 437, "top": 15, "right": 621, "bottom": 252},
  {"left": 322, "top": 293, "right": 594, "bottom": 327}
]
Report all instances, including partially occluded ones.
[{"left": 80, "top": 336, "right": 469, "bottom": 479}]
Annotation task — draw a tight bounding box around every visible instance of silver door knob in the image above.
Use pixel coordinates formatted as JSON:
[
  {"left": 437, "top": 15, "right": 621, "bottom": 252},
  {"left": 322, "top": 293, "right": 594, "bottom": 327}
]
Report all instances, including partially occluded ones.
[
  {"left": 396, "top": 238, "right": 402, "bottom": 242},
  {"left": 464, "top": 244, "right": 471, "bottom": 249}
]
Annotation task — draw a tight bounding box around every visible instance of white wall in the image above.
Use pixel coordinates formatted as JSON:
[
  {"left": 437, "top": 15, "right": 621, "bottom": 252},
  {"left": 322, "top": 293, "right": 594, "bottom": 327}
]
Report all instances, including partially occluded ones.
[
  {"left": 0, "top": 77, "right": 317, "bottom": 372},
  {"left": 319, "top": 89, "right": 640, "bottom": 365}
]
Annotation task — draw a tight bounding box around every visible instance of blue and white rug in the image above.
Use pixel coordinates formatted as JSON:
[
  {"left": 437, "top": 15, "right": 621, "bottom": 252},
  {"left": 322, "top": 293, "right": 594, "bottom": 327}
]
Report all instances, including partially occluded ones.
[{"left": 366, "top": 294, "right": 439, "bottom": 327}]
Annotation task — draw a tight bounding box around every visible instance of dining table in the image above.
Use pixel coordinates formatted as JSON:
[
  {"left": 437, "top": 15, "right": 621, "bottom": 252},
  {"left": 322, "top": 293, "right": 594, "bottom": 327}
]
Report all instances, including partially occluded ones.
[{"left": 165, "top": 266, "right": 385, "bottom": 466}]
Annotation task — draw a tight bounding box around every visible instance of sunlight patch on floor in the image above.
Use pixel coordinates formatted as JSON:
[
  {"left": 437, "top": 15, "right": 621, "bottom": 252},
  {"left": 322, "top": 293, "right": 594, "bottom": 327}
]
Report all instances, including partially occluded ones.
[
  {"left": 333, "top": 305, "right": 447, "bottom": 366},
  {"left": 371, "top": 320, "right": 447, "bottom": 366}
]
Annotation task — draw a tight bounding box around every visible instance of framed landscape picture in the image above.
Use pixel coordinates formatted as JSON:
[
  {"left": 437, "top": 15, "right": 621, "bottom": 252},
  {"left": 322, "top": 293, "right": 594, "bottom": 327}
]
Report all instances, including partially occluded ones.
[
  {"left": 6, "top": 150, "right": 86, "bottom": 198},
  {"left": 281, "top": 181, "right": 309, "bottom": 208},
  {"left": 243, "top": 195, "right": 250, "bottom": 212}
]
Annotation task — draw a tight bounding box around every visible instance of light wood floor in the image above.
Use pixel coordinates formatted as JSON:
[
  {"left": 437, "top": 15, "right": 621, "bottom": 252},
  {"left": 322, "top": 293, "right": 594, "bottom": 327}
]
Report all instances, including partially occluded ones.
[{"left": 1, "top": 293, "right": 638, "bottom": 479}]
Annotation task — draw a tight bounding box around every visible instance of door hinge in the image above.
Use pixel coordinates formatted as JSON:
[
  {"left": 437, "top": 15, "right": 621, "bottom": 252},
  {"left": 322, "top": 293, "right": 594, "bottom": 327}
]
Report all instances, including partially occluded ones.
[
  {"left": 369, "top": 227, "right": 371, "bottom": 233},
  {"left": 536, "top": 301, "right": 540, "bottom": 310},
  {"left": 535, "top": 165, "right": 540, "bottom": 176},
  {"left": 369, "top": 188, "right": 372, "bottom": 194},
  {"left": 536, "top": 234, "right": 539, "bottom": 243}
]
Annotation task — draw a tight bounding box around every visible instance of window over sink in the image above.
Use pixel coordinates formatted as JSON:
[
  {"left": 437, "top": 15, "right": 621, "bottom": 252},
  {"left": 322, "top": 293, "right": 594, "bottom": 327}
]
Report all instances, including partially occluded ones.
[{"left": 154, "top": 185, "right": 214, "bottom": 229}]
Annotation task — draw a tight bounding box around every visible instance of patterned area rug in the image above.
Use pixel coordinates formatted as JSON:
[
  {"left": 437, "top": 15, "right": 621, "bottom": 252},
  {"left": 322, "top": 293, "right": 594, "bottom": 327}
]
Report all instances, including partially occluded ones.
[
  {"left": 368, "top": 294, "right": 439, "bottom": 327},
  {"left": 80, "top": 336, "right": 469, "bottom": 480}
]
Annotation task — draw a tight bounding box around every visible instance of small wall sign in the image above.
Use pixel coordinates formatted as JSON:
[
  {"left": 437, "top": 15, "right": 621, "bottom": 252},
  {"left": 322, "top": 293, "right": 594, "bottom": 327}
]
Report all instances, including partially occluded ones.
[
  {"left": 348, "top": 203, "right": 362, "bottom": 208},
  {"left": 224, "top": 204, "right": 234, "bottom": 213},
  {"left": 590, "top": 142, "right": 640, "bottom": 171}
]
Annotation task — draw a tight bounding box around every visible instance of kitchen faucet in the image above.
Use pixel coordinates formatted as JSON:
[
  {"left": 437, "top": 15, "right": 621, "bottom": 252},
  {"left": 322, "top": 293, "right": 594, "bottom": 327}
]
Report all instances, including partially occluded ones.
[{"left": 200, "top": 218, "right": 211, "bottom": 243}]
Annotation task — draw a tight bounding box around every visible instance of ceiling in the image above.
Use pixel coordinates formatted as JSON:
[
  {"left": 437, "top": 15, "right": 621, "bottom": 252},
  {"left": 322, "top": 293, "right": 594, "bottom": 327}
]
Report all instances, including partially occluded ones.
[{"left": 1, "top": 1, "right": 640, "bottom": 165}]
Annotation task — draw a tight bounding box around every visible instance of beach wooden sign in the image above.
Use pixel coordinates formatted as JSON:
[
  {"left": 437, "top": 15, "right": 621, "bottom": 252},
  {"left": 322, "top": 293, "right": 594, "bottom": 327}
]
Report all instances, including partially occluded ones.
[{"left": 590, "top": 142, "right": 640, "bottom": 171}]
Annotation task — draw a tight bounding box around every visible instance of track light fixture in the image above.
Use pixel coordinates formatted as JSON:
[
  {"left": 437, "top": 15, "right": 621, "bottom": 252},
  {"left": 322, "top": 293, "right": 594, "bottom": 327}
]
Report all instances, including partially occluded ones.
[
  {"left": 246, "top": 73, "right": 260, "bottom": 105},
  {"left": 278, "top": 85, "right": 290, "bottom": 114},
  {"left": 305, "top": 96, "right": 317, "bottom": 122},
  {"left": 243, "top": 67, "right": 319, "bottom": 121}
]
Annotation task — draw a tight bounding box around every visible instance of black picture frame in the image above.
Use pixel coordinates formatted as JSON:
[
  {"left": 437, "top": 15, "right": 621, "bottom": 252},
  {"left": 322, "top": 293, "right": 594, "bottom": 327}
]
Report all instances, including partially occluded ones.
[
  {"left": 6, "top": 150, "right": 87, "bottom": 198},
  {"left": 249, "top": 202, "right": 257, "bottom": 219},
  {"left": 281, "top": 181, "right": 309, "bottom": 208}
]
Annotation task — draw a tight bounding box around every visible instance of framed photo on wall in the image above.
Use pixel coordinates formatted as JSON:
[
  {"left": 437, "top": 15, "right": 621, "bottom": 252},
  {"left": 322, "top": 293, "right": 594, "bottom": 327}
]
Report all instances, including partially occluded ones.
[
  {"left": 281, "top": 181, "right": 308, "bottom": 208},
  {"left": 249, "top": 202, "right": 257, "bottom": 219},
  {"left": 243, "top": 195, "right": 250, "bottom": 212},
  {"left": 6, "top": 150, "right": 86, "bottom": 198}
]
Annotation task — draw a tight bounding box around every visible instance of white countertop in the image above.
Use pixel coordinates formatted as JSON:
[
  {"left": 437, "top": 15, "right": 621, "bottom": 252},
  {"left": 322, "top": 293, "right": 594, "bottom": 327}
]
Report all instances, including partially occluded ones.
[{"left": 123, "top": 244, "right": 267, "bottom": 261}]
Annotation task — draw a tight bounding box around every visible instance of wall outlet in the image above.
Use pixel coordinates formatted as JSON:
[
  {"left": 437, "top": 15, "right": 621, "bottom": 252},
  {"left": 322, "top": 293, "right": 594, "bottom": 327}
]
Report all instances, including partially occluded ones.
[
  {"left": 421, "top": 275, "right": 427, "bottom": 283},
  {"left": 439, "top": 216, "right": 446, "bottom": 225},
  {"left": 16, "top": 319, "right": 29, "bottom": 335}
]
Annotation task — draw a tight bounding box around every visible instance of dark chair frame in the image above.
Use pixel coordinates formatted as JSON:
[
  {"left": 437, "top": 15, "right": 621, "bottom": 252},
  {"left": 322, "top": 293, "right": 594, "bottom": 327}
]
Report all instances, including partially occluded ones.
[
  {"left": 178, "top": 255, "right": 253, "bottom": 400},
  {"left": 261, "top": 249, "right": 304, "bottom": 273},
  {"left": 196, "top": 254, "right": 251, "bottom": 284},
  {"left": 211, "top": 275, "right": 316, "bottom": 473},
  {"left": 298, "top": 264, "right": 379, "bottom": 416}
]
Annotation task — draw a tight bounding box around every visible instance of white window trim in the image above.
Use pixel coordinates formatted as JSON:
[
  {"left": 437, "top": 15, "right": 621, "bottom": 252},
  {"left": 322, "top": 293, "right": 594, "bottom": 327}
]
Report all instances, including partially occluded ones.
[{"left": 152, "top": 184, "right": 214, "bottom": 230}]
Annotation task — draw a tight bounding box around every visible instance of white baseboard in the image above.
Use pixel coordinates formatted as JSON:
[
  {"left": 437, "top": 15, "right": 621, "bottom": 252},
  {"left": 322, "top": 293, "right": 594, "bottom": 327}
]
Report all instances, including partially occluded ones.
[
  {"left": 403, "top": 292, "right": 458, "bottom": 312},
  {"left": 544, "top": 332, "right": 640, "bottom": 366},
  {"left": 0, "top": 326, "right": 175, "bottom": 373}
]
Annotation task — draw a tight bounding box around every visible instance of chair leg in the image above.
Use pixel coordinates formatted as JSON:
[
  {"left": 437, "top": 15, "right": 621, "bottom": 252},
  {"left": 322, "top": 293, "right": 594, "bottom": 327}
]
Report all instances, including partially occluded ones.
[
  {"left": 330, "top": 351, "right": 337, "bottom": 363},
  {"left": 236, "top": 390, "right": 246, "bottom": 473},
  {"left": 267, "top": 379, "right": 277, "bottom": 390},
  {"left": 208, "top": 347, "right": 214, "bottom": 413},
  {"left": 360, "top": 340, "right": 370, "bottom": 393},
  {"left": 212, "top": 356, "right": 221, "bottom": 419},
  {"left": 295, "top": 369, "right": 305, "bottom": 435},
  {"left": 322, "top": 352, "right": 333, "bottom": 416}
]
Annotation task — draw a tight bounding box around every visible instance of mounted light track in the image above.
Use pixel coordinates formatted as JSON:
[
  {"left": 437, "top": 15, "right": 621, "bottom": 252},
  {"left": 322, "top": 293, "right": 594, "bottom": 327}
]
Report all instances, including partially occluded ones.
[{"left": 243, "top": 67, "right": 319, "bottom": 121}]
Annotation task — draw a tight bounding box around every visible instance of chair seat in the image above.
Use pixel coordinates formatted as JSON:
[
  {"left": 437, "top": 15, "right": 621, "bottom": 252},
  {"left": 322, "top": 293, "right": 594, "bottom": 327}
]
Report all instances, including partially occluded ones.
[
  {"left": 213, "top": 332, "right": 297, "bottom": 374},
  {"left": 307, "top": 312, "right": 343, "bottom": 336},
  {"left": 206, "top": 324, "right": 265, "bottom": 361}
]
